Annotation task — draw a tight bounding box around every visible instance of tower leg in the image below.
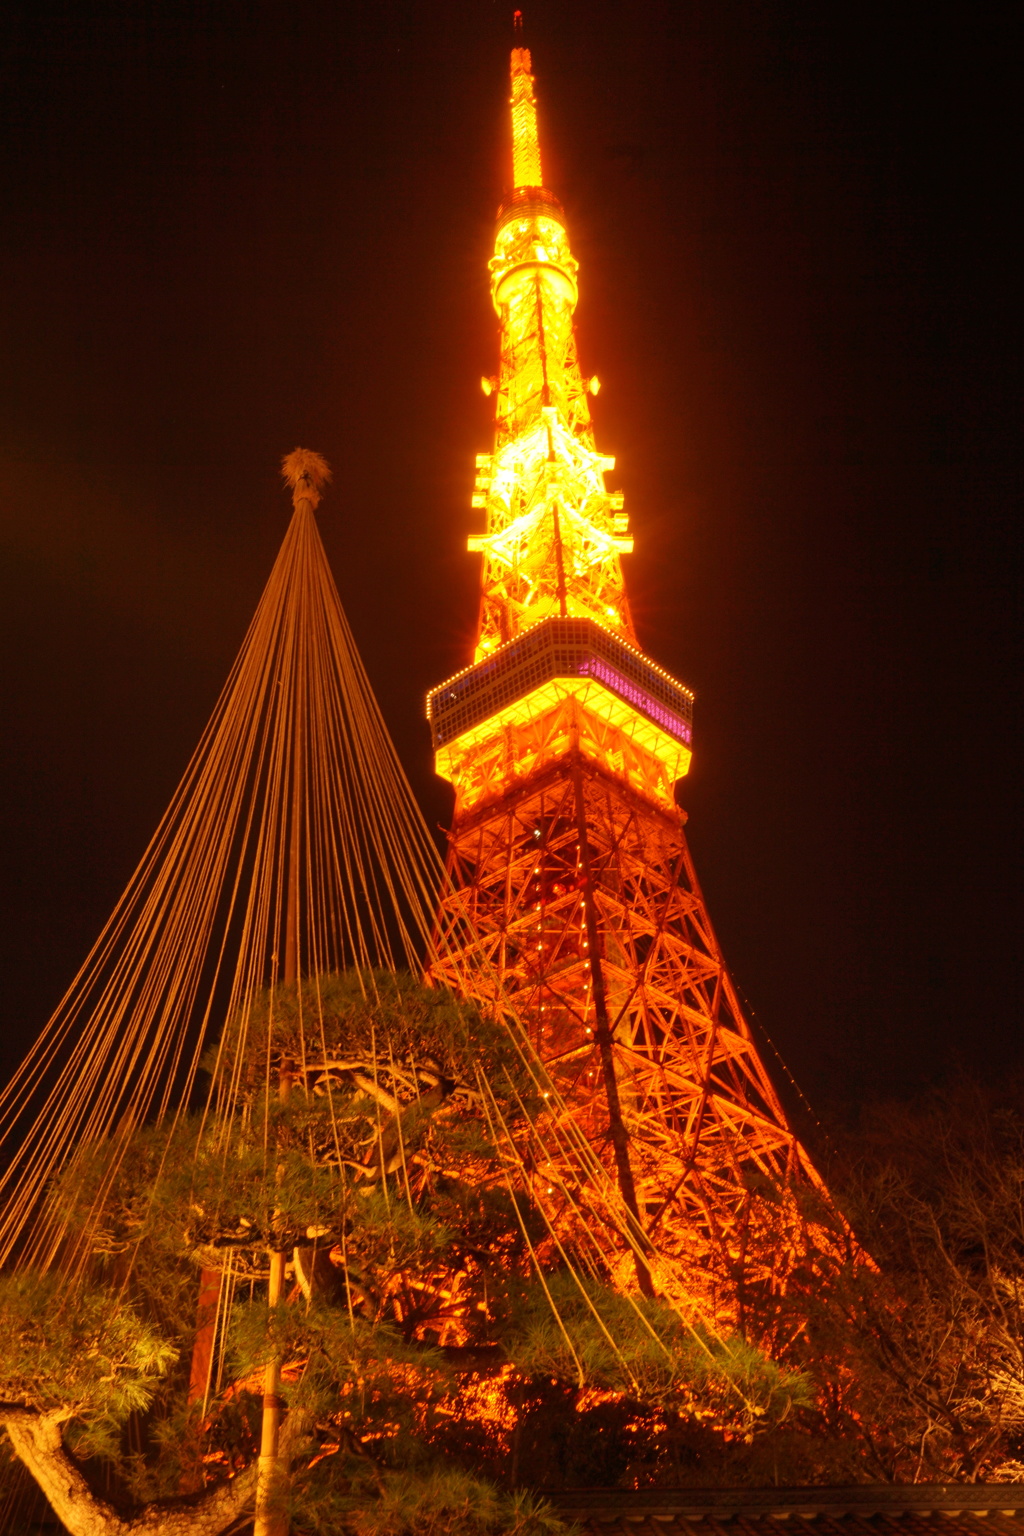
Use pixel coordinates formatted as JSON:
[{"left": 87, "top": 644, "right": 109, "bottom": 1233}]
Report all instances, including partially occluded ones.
[
  {"left": 431, "top": 760, "right": 832, "bottom": 1322},
  {"left": 571, "top": 757, "right": 653, "bottom": 1297}
]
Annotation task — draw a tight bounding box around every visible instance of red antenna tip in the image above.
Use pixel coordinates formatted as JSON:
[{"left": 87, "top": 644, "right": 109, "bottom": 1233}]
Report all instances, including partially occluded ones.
[{"left": 513, "top": 10, "right": 524, "bottom": 40}]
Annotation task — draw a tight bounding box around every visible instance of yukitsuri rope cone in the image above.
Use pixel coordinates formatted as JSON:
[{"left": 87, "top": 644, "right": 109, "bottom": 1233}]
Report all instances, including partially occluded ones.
[{"left": 0, "top": 453, "right": 786, "bottom": 1536}]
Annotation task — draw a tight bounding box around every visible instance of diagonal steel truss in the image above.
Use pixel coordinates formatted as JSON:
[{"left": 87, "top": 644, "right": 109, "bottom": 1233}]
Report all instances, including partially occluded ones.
[{"left": 431, "top": 750, "right": 838, "bottom": 1323}]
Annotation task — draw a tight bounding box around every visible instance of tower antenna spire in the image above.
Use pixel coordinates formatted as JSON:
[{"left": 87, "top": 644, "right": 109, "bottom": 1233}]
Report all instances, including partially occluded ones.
[{"left": 509, "top": 18, "right": 543, "bottom": 190}]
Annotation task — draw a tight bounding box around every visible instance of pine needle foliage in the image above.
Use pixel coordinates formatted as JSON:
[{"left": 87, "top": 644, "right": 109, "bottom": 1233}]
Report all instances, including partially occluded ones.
[
  {"left": 0, "top": 1272, "right": 176, "bottom": 1422},
  {"left": 334, "top": 1469, "right": 574, "bottom": 1536},
  {"left": 1, "top": 974, "right": 807, "bottom": 1533},
  {"left": 502, "top": 1273, "right": 809, "bottom": 1428}
]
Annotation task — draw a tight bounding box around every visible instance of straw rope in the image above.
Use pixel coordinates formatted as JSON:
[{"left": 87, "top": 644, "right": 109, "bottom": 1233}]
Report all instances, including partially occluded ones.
[{"left": 0, "top": 451, "right": 757, "bottom": 1419}]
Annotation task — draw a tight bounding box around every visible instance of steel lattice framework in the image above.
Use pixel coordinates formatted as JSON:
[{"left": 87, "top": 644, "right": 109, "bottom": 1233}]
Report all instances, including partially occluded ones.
[{"left": 428, "top": 47, "right": 837, "bottom": 1320}]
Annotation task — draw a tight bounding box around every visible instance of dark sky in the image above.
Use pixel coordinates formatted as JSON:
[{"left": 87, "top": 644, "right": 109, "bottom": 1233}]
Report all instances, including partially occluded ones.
[{"left": 0, "top": 0, "right": 1018, "bottom": 1119}]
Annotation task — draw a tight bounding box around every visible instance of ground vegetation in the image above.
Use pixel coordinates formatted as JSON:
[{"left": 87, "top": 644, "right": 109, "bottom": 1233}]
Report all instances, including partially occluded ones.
[{"left": 700, "top": 1079, "right": 1024, "bottom": 1485}]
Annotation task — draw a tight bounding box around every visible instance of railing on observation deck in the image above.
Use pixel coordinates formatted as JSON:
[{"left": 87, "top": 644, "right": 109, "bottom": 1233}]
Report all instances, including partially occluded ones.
[{"left": 427, "top": 616, "right": 693, "bottom": 750}]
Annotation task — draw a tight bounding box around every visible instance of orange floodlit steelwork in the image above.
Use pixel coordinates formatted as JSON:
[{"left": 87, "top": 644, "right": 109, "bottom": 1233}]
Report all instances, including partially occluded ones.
[{"left": 428, "top": 44, "right": 837, "bottom": 1317}]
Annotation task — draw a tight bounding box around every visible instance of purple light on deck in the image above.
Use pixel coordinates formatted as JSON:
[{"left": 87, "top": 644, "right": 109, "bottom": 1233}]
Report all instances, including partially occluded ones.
[{"left": 578, "top": 658, "right": 692, "bottom": 745}]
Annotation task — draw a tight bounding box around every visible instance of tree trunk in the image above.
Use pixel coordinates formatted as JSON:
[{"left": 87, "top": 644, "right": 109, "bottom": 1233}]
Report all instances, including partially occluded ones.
[{"left": 1, "top": 1410, "right": 256, "bottom": 1536}]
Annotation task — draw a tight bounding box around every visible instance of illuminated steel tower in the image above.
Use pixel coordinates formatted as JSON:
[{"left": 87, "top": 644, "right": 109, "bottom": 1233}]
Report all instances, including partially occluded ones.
[{"left": 429, "top": 45, "right": 830, "bottom": 1313}]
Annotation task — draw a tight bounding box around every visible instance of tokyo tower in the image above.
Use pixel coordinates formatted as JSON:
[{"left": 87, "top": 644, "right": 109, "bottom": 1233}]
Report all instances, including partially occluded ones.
[{"left": 429, "top": 40, "right": 835, "bottom": 1318}]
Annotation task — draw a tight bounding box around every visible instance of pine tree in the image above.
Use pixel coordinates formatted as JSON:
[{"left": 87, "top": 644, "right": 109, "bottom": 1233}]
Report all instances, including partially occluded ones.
[{"left": 1, "top": 974, "right": 806, "bottom": 1535}]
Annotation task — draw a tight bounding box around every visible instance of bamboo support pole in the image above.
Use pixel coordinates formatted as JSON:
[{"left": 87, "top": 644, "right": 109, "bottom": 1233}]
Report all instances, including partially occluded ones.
[
  {"left": 254, "top": 450, "right": 325, "bottom": 1536},
  {"left": 254, "top": 1057, "right": 295, "bottom": 1531}
]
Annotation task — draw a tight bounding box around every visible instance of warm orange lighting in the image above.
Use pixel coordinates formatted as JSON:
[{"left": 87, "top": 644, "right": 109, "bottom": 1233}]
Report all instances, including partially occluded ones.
[
  {"left": 428, "top": 43, "right": 841, "bottom": 1333},
  {"left": 510, "top": 48, "right": 543, "bottom": 189},
  {"left": 434, "top": 682, "right": 691, "bottom": 813},
  {"left": 429, "top": 52, "right": 681, "bottom": 811},
  {"left": 470, "top": 50, "right": 632, "bottom": 667}
]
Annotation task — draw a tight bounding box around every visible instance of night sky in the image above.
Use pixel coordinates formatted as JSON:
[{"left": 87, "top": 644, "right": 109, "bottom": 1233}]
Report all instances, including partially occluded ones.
[{"left": 0, "top": 0, "right": 1018, "bottom": 1123}]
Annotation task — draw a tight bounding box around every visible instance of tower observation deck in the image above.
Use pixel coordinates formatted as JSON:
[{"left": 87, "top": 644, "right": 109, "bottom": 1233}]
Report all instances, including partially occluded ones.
[{"left": 428, "top": 43, "right": 833, "bottom": 1314}]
